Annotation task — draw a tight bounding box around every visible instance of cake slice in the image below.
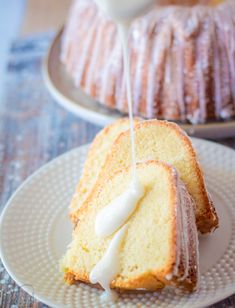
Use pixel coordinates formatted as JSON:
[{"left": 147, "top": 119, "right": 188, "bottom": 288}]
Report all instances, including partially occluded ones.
[
  {"left": 97, "top": 120, "right": 218, "bottom": 233},
  {"left": 62, "top": 161, "right": 199, "bottom": 292},
  {"left": 72, "top": 120, "right": 218, "bottom": 234},
  {"left": 70, "top": 118, "right": 140, "bottom": 221}
]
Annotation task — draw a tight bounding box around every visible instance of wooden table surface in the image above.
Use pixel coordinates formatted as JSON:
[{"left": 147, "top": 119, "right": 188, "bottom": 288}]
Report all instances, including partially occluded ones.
[{"left": 0, "top": 1, "right": 234, "bottom": 307}]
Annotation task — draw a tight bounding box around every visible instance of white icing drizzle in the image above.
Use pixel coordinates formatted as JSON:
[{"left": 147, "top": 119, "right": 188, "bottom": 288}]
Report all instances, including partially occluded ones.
[
  {"left": 163, "top": 169, "right": 200, "bottom": 287},
  {"left": 95, "top": 177, "right": 145, "bottom": 237},
  {"left": 177, "top": 39, "right": 186, "bottom": 121},
  {"left": 227, "top": 16, "right": 235, "bottom": 106},
  {"left": 61, "top": 1, "right": 94, "bottom": 72},
  {"left": 94, "top": 0, "right": 155, "bottom": 20},
  {"left": 172, "top": 173, "right": 182, "bottom": 278},
  {"left": 224, "top": 13, "right": 235, "bottom": 107},
  {"left": 133, "top": 20, "right": 146, "bottom": 115},
  {"left": 62, "top": 0, "right": 235, "bottom": 123},
  {"left": 114, "top": 42, "right": 125, "bottom": 109},
  {"left": 171, "top": 172, "right": 190, "bottom": 281},
  {"left": 187, "top": 109, "right": 201, "bottom": 125},
  {"left": 89, "top": 0, "right": 149, "bottom": 302},
  {"left": 165, "top": 273, "right": 173, "bottom": 281},
  {"left": 146, "top": 25, "right": 163, "bottom": 117},
  {"left": 85, "top": 20, "right": 104, "bottom": 93},
  {"left": 74, "top": 13, "right": 99, "bottom": 86},
  {"left": 118, "top": 22, "right": 137, "bottom": 178},
  {"left": 65, "top": 0, "right": 216, "bottom": 300},
  {"left": 216, "top": 7, "right": 234, "bottom": 116},
  {"left": 177, "top": 180, "right": 189, "bottom": 281},
  {"left": 165, "top": 49, "right": 172, "bottom": 85},
  {"left": 173, "top": 173, "right": 199, "bottom": 287},
  {"left": 212, "top": 12, "right": 222, "bottom": 118},
  {"left": 100, "top": 27, "right": 119, "bottom": 103},
  {"left": 196, "top": 56, "right": 207, "bottom": 123},
  {"left": 89, "top": 224, "right": 127, "bottom": 302}
]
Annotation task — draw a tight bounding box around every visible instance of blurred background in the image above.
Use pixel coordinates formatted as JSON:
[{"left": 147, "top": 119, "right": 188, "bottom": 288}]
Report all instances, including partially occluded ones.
[
  {"left": 0, "top": 0, "right": 71, "bottom": 98},
  {"left": 0, "top": 3, "right": 100, "bottom": 305}
]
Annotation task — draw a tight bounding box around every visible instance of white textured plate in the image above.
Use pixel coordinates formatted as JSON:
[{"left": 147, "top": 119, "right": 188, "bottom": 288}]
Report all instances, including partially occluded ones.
[
  {"left": 0, "top": 139, "right": 235, "bottom": 308},
  {"left": 43, "top": 29, "right": 235, "bottom": 139}
]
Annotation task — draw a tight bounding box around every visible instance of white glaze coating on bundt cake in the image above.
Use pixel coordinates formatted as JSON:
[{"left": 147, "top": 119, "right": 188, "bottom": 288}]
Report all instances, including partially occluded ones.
[{"left": 61, "top": 0, "right": 235, "bottom": 124}]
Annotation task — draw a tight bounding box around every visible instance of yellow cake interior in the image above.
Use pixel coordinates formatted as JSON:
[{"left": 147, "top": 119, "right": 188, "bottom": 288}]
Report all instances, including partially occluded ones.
[{"left": 62, "top": 161, "right": 198, "bottom": 292}]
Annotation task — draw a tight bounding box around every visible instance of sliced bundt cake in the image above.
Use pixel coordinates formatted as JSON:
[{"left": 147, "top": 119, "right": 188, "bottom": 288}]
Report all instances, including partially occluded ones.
[
  {"left": 70, "top": 118, "right": 140, "bottom": 221},
  {"left": 71, "top": 120, "right": 218, "bottom": 233},
  {"left": 61, "top": 0, "right": 235, "bottom": 123},
  {"left": 62, "top": 161, "right": 199, "bottom": 292}
]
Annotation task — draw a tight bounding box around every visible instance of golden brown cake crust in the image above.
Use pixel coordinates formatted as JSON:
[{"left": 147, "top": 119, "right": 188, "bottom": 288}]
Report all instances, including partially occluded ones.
[
  {"left": 69, "top": 117, "right": 141, "bottom": 222},
  {"left": 147, "top": 120, "right": 218, "bottom": 233},
  {"left": 63, "top": 161, "right": 198, "bottom": 293},
  {"left": 115, "top": 120, "right": 219, "bottom": 233},
  {"left": 114, "top": 120, "right": 219, "bottom": 234},
  {"left": 71, "top": 119, "right": 218, "bottom": 233}
]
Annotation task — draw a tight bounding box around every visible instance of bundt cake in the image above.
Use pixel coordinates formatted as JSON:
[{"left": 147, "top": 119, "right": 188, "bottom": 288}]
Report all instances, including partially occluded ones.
[
  {"left": 62, "top": 161, "right": 199, "bottom": 293},
  {"left": 70, "top": 119, "right": 218, "bottom": 234},
  {"left": 70, "top": 117, "right": 140, "bottom": 221},
  {"left": 61, "top": 0, "right": 235, "bottom": 124}
]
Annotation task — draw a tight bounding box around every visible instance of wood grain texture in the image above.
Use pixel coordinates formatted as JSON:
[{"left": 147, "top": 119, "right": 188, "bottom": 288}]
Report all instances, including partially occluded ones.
[
  {"left": 0, "top": 34, "right": 235, "bottom": 308},
  {"left": 0, "top": 33, "right": 100, "bottom": 308}
]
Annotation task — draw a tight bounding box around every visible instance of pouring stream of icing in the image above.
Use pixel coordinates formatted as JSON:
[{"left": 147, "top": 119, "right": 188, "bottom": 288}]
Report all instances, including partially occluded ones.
[
  {"left": 89, "top": 21, "right": 144, "bottom": 299},
  {"left": 89, "top": 0, "right": 153, "bottom": 301},
  {"left": 118, "top": 21, "right": 137, "bottom": 180}
]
